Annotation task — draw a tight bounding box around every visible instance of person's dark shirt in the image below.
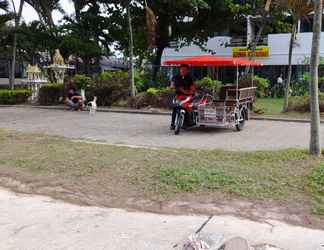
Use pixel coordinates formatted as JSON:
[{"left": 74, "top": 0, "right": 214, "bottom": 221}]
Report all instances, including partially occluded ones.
[
  {"left": 68, "top": 90, "right": 81, "bottom": 104},
  {"left": 172, "top": 74, "right": 194, "bottom": 95}
]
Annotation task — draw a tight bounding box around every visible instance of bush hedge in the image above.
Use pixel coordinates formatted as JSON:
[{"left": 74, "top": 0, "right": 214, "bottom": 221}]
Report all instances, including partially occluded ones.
[
  {"left": 239, "top": 75, "right": 269, "bottom": 97},
  {"left": 86, "top": 71, "right": 129, "bottom": 106},
  {"left": 39, "top": 83, "right": 64, "bottom": 105},
  {"left": 288, "top": 93, "right": 324, "bottom": 112},
  {"left": 73, "top": 74, "right": 93, "bottom": 90},
  {"left": 196, "top": 77, "right": 222, "bottom": 97},
  {"left": 0, "top": 89, "right": 32, "bottom": 104},
  {"left": 128, "top": 87, "right": 174, "bottom": 109}
]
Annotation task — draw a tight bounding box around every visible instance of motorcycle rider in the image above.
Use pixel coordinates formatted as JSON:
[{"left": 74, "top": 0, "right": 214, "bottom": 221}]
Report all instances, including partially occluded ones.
[{"left": 170, "top": 64, "right": 196, "bottom": 130}]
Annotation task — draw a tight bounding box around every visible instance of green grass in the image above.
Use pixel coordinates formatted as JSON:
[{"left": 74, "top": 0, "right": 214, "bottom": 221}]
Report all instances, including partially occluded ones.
[
  {"left": 309, "top": 165, "right": 324, "bottom": 215},
  {"left": 255, "top": 98, "right": 284, "bottom": 116},
  {"left": 0, "top": 129, "right": 323, "bottom": 216},
  {"left": 254, "top": 97, "right": 324, "bottom": 119}
]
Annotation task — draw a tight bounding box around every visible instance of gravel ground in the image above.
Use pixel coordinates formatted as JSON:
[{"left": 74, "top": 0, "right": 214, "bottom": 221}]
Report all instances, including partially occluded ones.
[
  {"left": 1, "top": 188, "right": 324, "bottom": 250},
  {"left": 0, "top": 106, "right": 323, "bottom": 151}
]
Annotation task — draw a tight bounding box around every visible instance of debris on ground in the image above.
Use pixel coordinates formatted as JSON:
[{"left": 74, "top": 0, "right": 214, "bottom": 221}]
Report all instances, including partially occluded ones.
[
  {"left": 182, "top": 235, "right": 287, "bottom": 250},
  {"left": 219, "top": 237, "right": 249, "bottom": 250},
  {"left": 182, "top": 233, "right": 224, "bottom": 250}
]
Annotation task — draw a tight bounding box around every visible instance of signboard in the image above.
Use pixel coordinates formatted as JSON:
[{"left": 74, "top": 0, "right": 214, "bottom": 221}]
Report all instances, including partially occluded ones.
[{"left": 232, "top": 47, "right": 270, "bottom": 58}]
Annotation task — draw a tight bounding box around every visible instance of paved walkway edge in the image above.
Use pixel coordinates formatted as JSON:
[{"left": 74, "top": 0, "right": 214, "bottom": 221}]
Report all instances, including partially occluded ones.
[{"left": 1, "top": 104, "right": 323, "bottom": 124}]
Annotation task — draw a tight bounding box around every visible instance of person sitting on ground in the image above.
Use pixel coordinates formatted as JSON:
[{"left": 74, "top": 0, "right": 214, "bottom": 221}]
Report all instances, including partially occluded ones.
[{"left": 65, "top": 87, "right": 84, "bottom": 111}]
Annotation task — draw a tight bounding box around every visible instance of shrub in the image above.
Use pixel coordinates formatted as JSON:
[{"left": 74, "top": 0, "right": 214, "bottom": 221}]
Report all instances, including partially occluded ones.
[
  {"left": 239, "top": 75, "right": 269, "bottom": 97},
  {"left": 320, "top": 76, "right": 324, "bottom": 92},
  {"left": 73, "top": 74, "right": 93, "bottom": 90},
  {"left": 128, "top": 92, "right": 157, "bottom": 109},
  {"left": 0, "top": 89, "right": 32, "bottom": 104},
  {"left": 301, "top": 72, "right": 324, "bottom": 93},
  {"left": 100, "top": 71, "right": 128, "bottom": 80},
  {"left": 196, "top": 77, "right": 222, "bottom": 96},
  {"left": 288, "top": 93, "right": 324, "bottom": 112},
  {"left": 39, "top": 83, "right": 64, "bottom": 105},
  {"left": 146, "top": 87, "right": 160, "bottom": 96},
  {"left": 88, "top": 71, "right": 129, "bottom": 106},
  {"left": 291, "top": 80, "right": 309, "bottom": 97},
  {"left": 253, "top": 76, "right": 269, "bottom": 97},
  {"left": 128, "top": 87, "right": 175, "bottom": 109},
  {"left": 135, "top": 70, "right": 150, "bottom": 93}
]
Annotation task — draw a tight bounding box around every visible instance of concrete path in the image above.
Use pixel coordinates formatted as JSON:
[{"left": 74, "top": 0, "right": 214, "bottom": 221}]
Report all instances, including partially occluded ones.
[
  {"left": 1, "top": 106, "right": 324, "bottom": 151},
  {"left": 1, "top": 188, "right": 324, "bottom": 250}
]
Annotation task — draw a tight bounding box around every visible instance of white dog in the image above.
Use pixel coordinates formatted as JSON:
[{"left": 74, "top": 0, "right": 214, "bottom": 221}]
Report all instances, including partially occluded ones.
[{"left": 87, "top": 96, "right": 97, "bottom": 115}]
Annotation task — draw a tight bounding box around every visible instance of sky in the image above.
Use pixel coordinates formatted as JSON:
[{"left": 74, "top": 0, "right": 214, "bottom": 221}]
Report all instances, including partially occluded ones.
[{"left": 12, "top": 0, "right": 74, "bottom": 23}]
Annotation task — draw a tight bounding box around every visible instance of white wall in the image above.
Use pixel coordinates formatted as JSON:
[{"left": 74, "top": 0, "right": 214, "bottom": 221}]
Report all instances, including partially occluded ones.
[{"left": 161, "top": 33, "right": 324, "bottom": 66}]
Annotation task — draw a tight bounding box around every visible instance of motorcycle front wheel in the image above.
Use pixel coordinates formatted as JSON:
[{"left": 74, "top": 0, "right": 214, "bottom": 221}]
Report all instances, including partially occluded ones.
[{"left": 174, "top": 111, "right": 185, "bottom": 135}]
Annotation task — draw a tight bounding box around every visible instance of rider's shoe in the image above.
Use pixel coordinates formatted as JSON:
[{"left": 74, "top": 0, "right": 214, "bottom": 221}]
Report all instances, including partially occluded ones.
[{"left": 170, "top": 124, "right": 175, "bottom": 130}]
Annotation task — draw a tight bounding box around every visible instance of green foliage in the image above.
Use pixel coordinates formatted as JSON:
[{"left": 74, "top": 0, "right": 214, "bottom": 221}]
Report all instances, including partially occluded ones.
[
  {"left": 309, "top": 165, "right": 324, "bottom": 196},
  {"left": 39, "top": 83, "right": 64, "bottom": 105},
  {"left": 146, "top": 87, "right": 160, "bottom": 96},
  {"left": 253, "top": 75, "right": 269, "bottom": 95},
  {"left": 300, "top": 72, "right": 324, "bottom": 94},
  {"left": 159, "top": 87, "right": 174, "bottom": 95},
  {"left": 134, "top": 70, "right": 151, "bottom": 93},
  {"left": 308, "top": 165, "right": 324, "bottom": 215},
  {"left": 196, "top": 77, "right": 222, "bottom": 95},
  {"left": 146, "top": 87, "right": 174, "bottom": 97},
  {"left": 251, "top": 75, "right": 269, "bottom": 98},
  {"left": 155, "top": 149, "right": 316, "bottom": 199},
  {"left": 159, "top": 167, "right": 235, "bottom": 192},
  {"left": 290, "top": 73, "right": 311, "bottom": 97},
  {"left": 73, "top": 74, "right": 93, "bottom": 90},
  {"left": 239, "top": 75, "right": 269, "bottom": 97},
  {"left": 0, "top": 0, "right": 13, "bottom": 29},
  {"left": 225, "top": 0, "right": 290, "bottom": 35},
  {"left": 16, "top": 21, "right": 58, "bottom": 65},
  {"left": 128, "top": 87, "right": 174, "bottom": 109},
  {"left": 88, "top": 71, "right": 129, "bottom": 106},
  {"left": 253, "top": 98, "right": 284, "bottom": 115},
  {"left": 289, "top": 93, "right": 324, "bottom": 112},
  {"left": 291, "top": 80, "right": 309, "bottom": 97},
  {"left": 99, "top": 71, "right": 128, "bottom": 80},
  {"left": 0, "top": 89, "right": 31, "bottom": 104}
]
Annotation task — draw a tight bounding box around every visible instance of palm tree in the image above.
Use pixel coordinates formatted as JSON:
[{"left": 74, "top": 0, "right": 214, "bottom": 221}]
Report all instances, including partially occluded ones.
[
  {"left": 309, "top": 0, "right": 322, "bottom": 156},
  {"left": 266, "top": 0, "right": 314, "bottom": 112},
  {"left": 9, "top": 0, "right": 62, "bottom": 89},
  {"left": 0, "top": 0, "right": 12, "bottom": 28},
  {"left": 267, "top": 0, "right": 322, "bottom": 155},
  {"left": 24, "top": 0, "right": 61, "bottom": 28},
  {"left": 70, "top": 0, "right": 89, "bottom": 21},
  {"left": 278, "top": 0, "right": 313, "bottom": 112}
]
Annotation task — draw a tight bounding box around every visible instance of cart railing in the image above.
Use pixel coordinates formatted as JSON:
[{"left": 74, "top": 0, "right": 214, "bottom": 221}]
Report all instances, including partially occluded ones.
[{"left": 225, "top": 87, "right": 257, "bottom": 102}]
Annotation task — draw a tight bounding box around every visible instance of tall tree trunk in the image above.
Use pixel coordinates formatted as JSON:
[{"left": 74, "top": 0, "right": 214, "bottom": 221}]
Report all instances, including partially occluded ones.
[
  {"left": 245, "top": 22, "right": 265, "bottom": 74},
  {"left": 283, "top": 21, "right": 297, "bottom": 112},
  {"left": 127, "top": 4, "right": 135, "bottom": 97},
  {"left": 9, "top": 0, "right": 24, "bottom": 90},
  {"left": 152, "top": 45, "right": 164, "bottom": 84},
  {"left": 309, "top": 0, "right": 322, "bottom": 156}
]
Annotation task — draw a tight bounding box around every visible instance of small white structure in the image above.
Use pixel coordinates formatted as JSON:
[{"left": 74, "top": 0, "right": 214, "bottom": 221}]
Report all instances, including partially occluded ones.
[{"left": 22, "top": 64, "right": 47, "bottom": 102}]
